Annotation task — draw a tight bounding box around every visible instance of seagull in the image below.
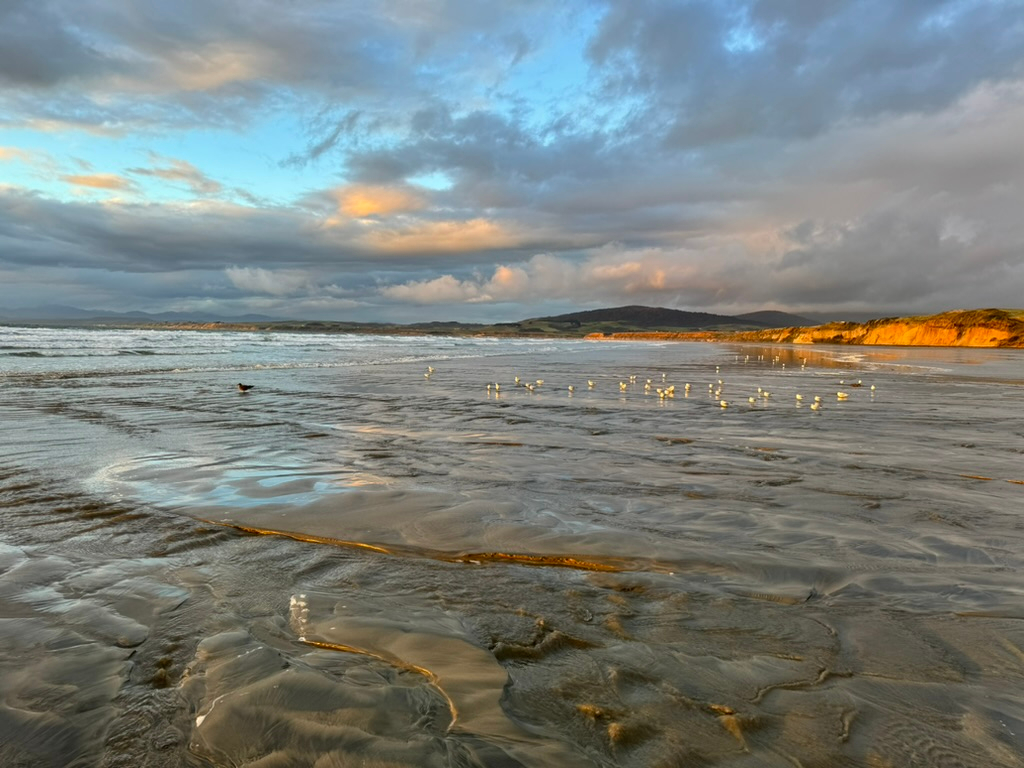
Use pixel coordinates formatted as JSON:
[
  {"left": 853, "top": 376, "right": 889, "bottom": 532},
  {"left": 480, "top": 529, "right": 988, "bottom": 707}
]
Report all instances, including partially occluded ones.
[
  {"left": 237, "top": 383, "right": 254, "bottom": 392},
  {"left": 588, "top": 380, "right": 595, "bottom": 388},
  {"left": 719, "top": 400, "right": 729, "bottom": 408},
  {"left": 837, "top": 392, "right": 849, "bottom": 400}
]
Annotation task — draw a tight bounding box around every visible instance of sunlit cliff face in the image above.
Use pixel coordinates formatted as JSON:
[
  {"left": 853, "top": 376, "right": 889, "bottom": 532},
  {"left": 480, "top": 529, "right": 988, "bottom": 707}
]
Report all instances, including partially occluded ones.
[{"left": 727, "top": 310, "right": 1024, "bottom": 348}]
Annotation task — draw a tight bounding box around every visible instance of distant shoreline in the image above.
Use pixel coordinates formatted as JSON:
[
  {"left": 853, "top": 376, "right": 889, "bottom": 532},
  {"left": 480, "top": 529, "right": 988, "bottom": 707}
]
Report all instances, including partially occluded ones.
[{"left": 4, "top": 308, "right": 1022, "bottom": 348}]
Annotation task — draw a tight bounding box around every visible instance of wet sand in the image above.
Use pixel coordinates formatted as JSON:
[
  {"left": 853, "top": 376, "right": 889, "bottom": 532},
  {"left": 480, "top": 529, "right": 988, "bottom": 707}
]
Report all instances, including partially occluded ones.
[{"left": 1, "top": 328, "right": 1023, "bottom": 766}]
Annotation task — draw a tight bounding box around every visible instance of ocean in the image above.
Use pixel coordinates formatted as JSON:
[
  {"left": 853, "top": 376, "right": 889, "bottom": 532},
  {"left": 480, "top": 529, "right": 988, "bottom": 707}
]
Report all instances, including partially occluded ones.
[{"left": 1, "top": 325, "right": 1022, "bottom": 767}]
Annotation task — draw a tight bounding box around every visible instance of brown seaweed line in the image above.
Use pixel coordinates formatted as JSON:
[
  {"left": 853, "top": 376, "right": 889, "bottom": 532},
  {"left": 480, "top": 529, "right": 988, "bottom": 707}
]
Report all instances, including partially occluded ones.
[{"left": 196, "top": 517, "right": 687, "bottom": 575}]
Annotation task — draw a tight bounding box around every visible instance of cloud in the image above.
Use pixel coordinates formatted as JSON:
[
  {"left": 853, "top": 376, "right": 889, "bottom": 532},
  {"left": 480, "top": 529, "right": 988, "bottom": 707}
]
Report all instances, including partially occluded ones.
[
  {"left": 380, "top": 274, "right": 483, "bottom": 304},
  {"left": 60, "top": 173, "right": 138, "bottom": 192},
  {"left": 588, "top": 0, "right": 1024, "bottom": 148},
  {"left": 0, "top": 146, "right": 32, "bottom": 162},
  {"left": 0, "top": 0, "right": 115, "bottom": 87},
  {"left": 332, "top": 184, "right": 425, "bottom": 219},
  {"left": 225, "top": 266, "right": 312, "bottom": 296},
  {"left": 378, "top": 263, "right": 532, "bottom": 305},
  {"left": 2, "top": 2, "right": 1023, "bottom": 320},
  {"left": 127, "top": 157, "right": 224, "bottom": 196},
  {"left": 0, "top": 0, "right": 559, "bottom": 134},
  {"left": 362, "top": 218, "right": 524, "bottom": 253}
]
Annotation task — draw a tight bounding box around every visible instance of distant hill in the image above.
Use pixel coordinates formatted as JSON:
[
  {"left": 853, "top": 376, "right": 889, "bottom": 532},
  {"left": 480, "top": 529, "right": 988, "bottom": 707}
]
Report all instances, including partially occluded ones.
[
  {"left": 529, "top": 305, "right": 768, "bottom": 331},
  {"left": 733, "top": 310, "right": 817, "bottom": 328}
]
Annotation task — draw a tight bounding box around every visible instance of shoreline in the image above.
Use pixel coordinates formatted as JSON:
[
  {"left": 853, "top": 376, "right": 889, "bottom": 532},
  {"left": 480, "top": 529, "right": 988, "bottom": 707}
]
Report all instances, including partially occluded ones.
[{"left": 4, "top": 308, "right": 1023, "bottom": 349}]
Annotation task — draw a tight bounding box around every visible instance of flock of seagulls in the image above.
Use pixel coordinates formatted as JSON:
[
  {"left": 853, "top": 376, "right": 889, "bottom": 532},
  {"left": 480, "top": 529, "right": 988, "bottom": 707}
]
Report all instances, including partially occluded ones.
[
  {"left": 420, "top": 359, "right": 878, "bottom": 414},
  {"left": 235, "top": 357, "right": 879, "bottom": 412}
]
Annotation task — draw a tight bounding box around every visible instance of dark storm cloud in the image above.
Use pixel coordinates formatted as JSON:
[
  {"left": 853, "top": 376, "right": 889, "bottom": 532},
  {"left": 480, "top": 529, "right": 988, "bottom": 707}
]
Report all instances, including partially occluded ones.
[
  {"left": 0, "top": 0, "right": 553, "bottom": 132},
  {"left": 587, "top": 0, "right": 1024, "bottom": 148},
  {"left": 344, "top": 103, "right": 585, "bottom": 186},
  {"left": 0, "top": 186, "right": 552, "bottom": 276},
  {"left": 0, "top": 187, "right": 324, "bottom": 273},
  {"left": 0, "top": 0, "right": 116, "bottom": 87}
]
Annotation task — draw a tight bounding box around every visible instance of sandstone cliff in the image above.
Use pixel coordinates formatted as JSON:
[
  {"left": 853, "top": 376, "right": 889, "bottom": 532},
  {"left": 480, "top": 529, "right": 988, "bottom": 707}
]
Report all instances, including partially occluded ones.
[
  {"left": 726, "top": 309, "right": 1024, "bottom": 348},
  {"left": 587, "top": 309, "right": 1024, "bottom": 348}
]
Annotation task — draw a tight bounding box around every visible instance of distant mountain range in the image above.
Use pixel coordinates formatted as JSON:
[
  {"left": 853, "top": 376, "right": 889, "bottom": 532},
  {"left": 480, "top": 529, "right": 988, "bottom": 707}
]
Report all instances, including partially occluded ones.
[{"left": 0, "top": 305, "right": 277, "bottom": 323}]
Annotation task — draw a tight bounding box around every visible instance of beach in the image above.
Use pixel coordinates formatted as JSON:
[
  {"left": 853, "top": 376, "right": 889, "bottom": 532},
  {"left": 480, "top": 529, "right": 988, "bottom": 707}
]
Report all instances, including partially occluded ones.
[{"left": 1, "top": 326, "right": 1023, "bottom": 766}]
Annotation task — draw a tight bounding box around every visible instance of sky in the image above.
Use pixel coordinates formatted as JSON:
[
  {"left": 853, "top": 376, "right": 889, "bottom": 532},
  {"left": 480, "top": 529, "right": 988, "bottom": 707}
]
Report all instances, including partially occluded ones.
[{"left": 1, "top": 0, "right": 1023, "bottom": 322}]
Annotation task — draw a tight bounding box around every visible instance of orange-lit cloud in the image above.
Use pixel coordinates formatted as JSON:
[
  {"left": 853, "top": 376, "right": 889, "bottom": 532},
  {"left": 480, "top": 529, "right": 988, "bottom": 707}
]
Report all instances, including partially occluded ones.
[
  {"left": 364, "top": 218, "right": 521, "bottom": 253},
  {"left": 333, "top": 185, "right": 426, "bottom": 219},
  {"left": 60, "top": 173, "right": 137, "bottom": 191}
]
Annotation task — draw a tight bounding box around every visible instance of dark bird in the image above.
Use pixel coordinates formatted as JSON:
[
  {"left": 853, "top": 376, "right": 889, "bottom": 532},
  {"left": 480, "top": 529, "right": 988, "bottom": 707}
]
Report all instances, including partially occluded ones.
[{"left": 237, "top": 383, "right": 254, "bottom": 392}]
